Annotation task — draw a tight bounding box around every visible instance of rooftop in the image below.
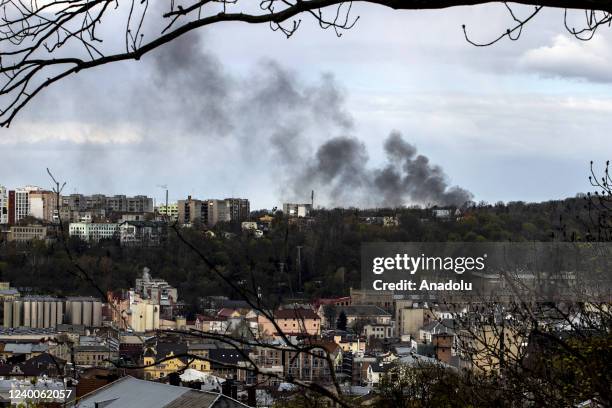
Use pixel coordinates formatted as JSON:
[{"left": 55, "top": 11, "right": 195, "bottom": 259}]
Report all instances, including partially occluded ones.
[{"left": 75, "top": 376, "right": 249, "bottom": 408}]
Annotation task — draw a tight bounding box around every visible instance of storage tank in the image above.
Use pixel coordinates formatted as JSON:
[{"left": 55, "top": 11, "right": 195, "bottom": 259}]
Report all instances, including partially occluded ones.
[
  {"left": 12, "top": 300, "right": 22, "bottom": 327},
  {"left": 50, "top": 301, "right": 57, "bottom": 327},
  {"left": 82, "top": 301, "right": 92, "bottom": 326},
  {"left": 71, "top": 301, "right": 82, "bottom": 325},
  {"left": 44, "top": 301, "right": 51, "bottom": 327},
  {"left": 23, "top": 300, "right": 32, "bottom": 327},
  {"left": 65, "top": 300, "right": 72, "bottom": 322},
  {"left": 37, "top": 301, "right": 44, "bottom": 328},
  {"left": 92, "top": 302, "right": 102, "bottom": 327},
  {"left": 29, "top": 300, "right": 36, "bottom": 328},
  {"left": 3, "top": 301, "right": 13, "bottom": 328},
  {"left": 56, "top": 302, "right": 63, "bottom": 325}
]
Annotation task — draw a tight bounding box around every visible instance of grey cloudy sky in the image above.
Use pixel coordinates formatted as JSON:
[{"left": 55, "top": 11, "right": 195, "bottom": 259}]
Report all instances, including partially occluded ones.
[{"left": 1, "top": 3, "right": 611, "bottom": 209}]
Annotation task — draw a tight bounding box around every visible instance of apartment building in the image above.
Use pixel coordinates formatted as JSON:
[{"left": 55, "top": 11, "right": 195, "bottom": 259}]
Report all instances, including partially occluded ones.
[
  {"left": 7, "top": 225, "right": 47, "bottom": 243},
  {"left": 13, "top": 186, "right": 43, "bottom": 223},
  {"left": 118, "top": 220, "right": 166, "bottom": 247},
  {"left": 61, "top": 194, "right": 153, "bottom": 213},
  {"left": 240, "top": 341, "right": 341, "bottom": 386},
  {"left": 156, "top": 203, "right": 178, "bottom": 221},
  {"left": 28, "top": 190, "right": 57, "bottom": 222},
  {"left": 178, "top": 197, "right": 250, "bottom": 227},
  {"left": 225, "top": 198, "right": 250, "bottom": 222},
  {"left": 69, "top": 222, "right": 118, "bottom": 242}
]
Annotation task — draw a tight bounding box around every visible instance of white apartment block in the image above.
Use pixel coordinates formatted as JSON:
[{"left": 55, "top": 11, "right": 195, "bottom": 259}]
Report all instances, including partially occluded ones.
[
  {"left": 69, "top": 222, "right": 118, "bottom": 242},
  {"left": 14, "top": 185, "right": 43, "bottom": 223}
]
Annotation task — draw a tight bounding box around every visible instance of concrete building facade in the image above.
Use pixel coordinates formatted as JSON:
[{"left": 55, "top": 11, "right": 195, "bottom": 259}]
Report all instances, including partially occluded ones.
[{"left": 69, "top": 222, "right": 118, "bottom": 242}]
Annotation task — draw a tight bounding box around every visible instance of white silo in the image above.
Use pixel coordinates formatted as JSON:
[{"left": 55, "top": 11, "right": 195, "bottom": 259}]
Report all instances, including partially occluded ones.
[
  {"left": 23, "top": 300, "right": 32, "bottom": 327},
  {"left": 56, "top": 301, "right": 63, "bottom": 325},
  {"left": 37, "top": 301, "right": 44, "bottom": 328},
  {"left": 92, "top": 302, "right": 102, "bottom": 327},
  {"left": 82, "top": 301, "right": 93, "bottom": 326},
  {"left": 71, "top": 301, "right": 82, "bottom": 325},
  {"left": 3, "top": 301, "right": 13, "bottom": 328},
  {"left": 44, "top": 301, "right": 51, "bottom": 327},
  {"left": 12, "top": 300, "right": 22, "bottom": 327},
  {"left": 50, "top": 301, "right": 57, "bottom": 327},
  {"left": 65, "top": 300, "right": 73, "bottom": 323}
]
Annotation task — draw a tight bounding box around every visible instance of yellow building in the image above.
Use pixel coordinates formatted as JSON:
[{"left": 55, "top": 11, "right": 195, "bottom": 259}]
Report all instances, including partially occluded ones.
[{"left": 143, "top": 343, "right": 210, "bottom": 380}]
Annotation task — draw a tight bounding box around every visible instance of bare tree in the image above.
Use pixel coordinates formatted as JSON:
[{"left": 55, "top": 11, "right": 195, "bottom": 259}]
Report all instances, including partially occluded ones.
[{"left": 0, "top": 0, "right": 610, "bottom": 127}]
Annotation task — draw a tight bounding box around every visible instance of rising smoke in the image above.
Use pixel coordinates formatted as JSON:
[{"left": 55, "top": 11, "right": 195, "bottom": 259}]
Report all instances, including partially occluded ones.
[
  {"left": 292, "top": 132, "right": 473, "bottom": 208},
  {"left": 141, "top": 34, "right": 473, "bottom": 208},
  {"left": 15, "top": 31, "right": 472, "bottom": 208}
]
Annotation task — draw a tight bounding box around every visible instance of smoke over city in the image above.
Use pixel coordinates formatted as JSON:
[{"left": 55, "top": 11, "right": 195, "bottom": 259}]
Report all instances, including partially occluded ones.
[
  {"left": 3, "top": 32, "right": 471, "bottom": 208},
  {"left": 293, "top": 132, "right": 473, "bottom": 207},
  {"left": 132, "top": 33, "right": 472, "bottom": 208}
]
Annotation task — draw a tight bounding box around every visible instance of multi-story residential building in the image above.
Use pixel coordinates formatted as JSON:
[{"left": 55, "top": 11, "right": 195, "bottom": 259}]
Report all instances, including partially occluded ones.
[
  {"left": 69, "top": 222, "right": 118, "bottom": 242},
  {"left": 13, "top": 186, "right": 43, "bottom": 223},
  {"left": 28, "top": 190, "right": 57, "bottom": 222},
  {"left": 0, "top": 186, "right": 8, "bottom": 224},
  {"left": 205, "top": 199, "right": 231, "bottom": 226},
  {"left": 283, "top": 203, "right": 313, "bottom": 217},
  {"left": 256, "top": 308, "right": 321, "bottom": 338},
  {"left": 225, "top": 198, "right": 250, "bottom": 222},
  {"left": 73, "top": 344, "right": 118, "bottom": 367},
  {"left": 156, "top": 203, "right": 178, "bottom": 221},
  {"left": 177, "top": 196, "right": 204, "bottom": 226},
  {"left": 7, "top": 225, "right": 47, "bottom": 243},
  {"left": 61, "top": 194, "right": 153, "bottom": 213},
  {"left": 118, "top": 220, "right": 166, "bottom": 247},
  {"left": 240, "top": 340, "right": 341, "bottom": 386},
  {"left": 7, "top": 189, "right": 15, "bottom": 224},
  {"left": 178, "top": 197, "right": 250, "bottom": 227}
]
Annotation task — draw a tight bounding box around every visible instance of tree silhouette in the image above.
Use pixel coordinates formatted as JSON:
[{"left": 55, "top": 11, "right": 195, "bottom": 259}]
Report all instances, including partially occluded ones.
[{"left": 0, "top": 0, "right": 610, "bottom": 127}]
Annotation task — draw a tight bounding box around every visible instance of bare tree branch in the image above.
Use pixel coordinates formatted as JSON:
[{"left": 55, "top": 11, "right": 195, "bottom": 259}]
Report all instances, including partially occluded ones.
[{"left": 0, "top": 0, "right": 610, "bottom": 127}]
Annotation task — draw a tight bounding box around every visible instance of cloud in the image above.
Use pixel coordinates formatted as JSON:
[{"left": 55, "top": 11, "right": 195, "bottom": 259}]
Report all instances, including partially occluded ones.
[{"left": 519, "top": 34, "right": 612, "bottom": 82}]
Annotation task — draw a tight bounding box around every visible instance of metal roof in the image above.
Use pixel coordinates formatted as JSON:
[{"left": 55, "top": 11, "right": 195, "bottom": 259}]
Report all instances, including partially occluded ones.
[{"left": 76, "top": 376, "right": 249, "bottom": 408}]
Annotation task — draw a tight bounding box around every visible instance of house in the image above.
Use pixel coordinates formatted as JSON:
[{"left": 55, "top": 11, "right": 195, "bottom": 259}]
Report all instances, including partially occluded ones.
[
  {"left": 195, "top": 314, "right": 230, "bottom": 334},
  {"left": 143, "top": 342, "right": 210, "bottom": 380},
  {"left": 208, "top": 348, "right": 247, "bottom": 379},
  {"left": 256, "top": 308, "right": 321, "bottom": 338},
  {"left": 366, "top": 360, "right": 390, "bottom": 385},
  {"left": 0, "top": 353, "right": 65, "bottom": 380},
  {"left": 75, "top": 375, "right": 249, "bottom": 408},
  {"left": 363, "top": 322, "right": 394, "bottom": 340},
  {"left": 333, "top": 334, "right": 366, "bottom": 354},
  {"left": 319, "top": 305, "right": 392, "bottom": 329},
  {"left": 74, "top": 344, "right": 118, "bottom": 367},
  {"left": 240, "top": 340, "right": 341, "bottom": 386},
  {"left": 419, "top": 319, "right": 455, "bottom": 343}
]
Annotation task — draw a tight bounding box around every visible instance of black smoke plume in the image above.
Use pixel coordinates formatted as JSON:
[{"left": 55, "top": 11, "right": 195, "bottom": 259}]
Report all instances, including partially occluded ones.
[{"left": 290, "top": 131, "right": 473, "bottom": 208}]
